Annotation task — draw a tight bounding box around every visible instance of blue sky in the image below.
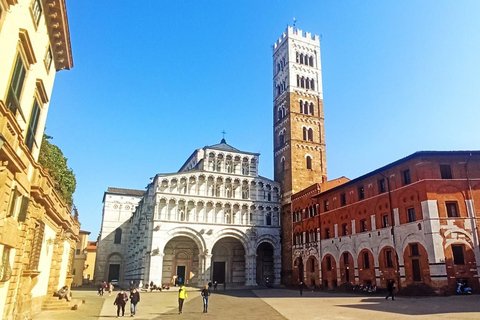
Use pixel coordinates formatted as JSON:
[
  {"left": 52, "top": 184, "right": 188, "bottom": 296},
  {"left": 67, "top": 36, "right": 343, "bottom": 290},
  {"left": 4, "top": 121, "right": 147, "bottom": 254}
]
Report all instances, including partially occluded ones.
[{"left": 46, "top": 1, "right": 480, "bottom": 240}]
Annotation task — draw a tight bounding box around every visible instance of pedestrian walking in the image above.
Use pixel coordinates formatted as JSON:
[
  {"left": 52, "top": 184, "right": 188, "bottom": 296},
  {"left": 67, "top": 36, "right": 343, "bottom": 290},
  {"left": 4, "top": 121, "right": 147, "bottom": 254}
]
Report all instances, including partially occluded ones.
[
  {"left": 109, "top": 282, "right": 114, "bottom": 296},
  {"left": 213, "top": 281, "right": 218, "bottom": 292},
  {"left": 114, "top": 289, "right": 128, "bottom": 317},
  {"left": 98, "top": 282, "right": 104, "bottom": 296},
  {"left": 130, "top": 287, "right": 140, "bottom": 317},
  {"left": 299, "top": 281, "right": 303, "bottom": 296},
  {"left": 178, "top": 285, "right": 188, "bottom": 314},
  {"left": 385, "top": 280, "right": 395, "bottom": 300},
  {"left": 201, "top": 285, "right": 211, "bottom": 313}
]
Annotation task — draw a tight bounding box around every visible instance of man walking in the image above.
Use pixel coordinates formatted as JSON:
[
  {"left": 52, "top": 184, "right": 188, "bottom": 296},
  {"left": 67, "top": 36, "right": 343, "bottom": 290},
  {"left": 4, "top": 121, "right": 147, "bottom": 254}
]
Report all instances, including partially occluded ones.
[
  {"left": 130, "top": 288, "right": 140, "bottom": 316},
  {"left": 385, "top": 280, "right": 395, "bottom": 300},
  {"left": 201, "top": 285, "right": 211, "bottom": 313},
  {"left": 178, "top": 285, "right": 188, "bottom": 314}
]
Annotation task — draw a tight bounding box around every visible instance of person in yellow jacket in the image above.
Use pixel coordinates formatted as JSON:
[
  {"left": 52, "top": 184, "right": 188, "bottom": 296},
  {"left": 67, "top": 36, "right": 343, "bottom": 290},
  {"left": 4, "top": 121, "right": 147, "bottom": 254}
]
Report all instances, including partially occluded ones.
[{"left": 178, "top": 285, "right": 188, "bottom": 314}]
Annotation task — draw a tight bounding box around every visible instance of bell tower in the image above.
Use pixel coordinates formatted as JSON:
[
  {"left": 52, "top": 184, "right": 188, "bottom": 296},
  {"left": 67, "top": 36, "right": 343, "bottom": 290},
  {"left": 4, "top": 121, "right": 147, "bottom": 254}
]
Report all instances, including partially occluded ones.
[{"left": 273, "top": 26, "right": 327, "bottom": 284}]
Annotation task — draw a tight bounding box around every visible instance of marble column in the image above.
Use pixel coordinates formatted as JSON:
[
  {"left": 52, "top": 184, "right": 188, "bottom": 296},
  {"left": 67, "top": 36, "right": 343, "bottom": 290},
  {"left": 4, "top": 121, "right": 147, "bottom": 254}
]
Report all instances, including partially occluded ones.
[{"left": 149, "top": 253, "right": 164, "bottom": 285}]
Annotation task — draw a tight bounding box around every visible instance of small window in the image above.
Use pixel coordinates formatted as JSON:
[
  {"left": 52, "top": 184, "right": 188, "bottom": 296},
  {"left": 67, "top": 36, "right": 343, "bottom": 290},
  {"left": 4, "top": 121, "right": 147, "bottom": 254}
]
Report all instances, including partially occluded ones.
[
  {"left": 342, "top": 223, "right": 348, "bottom": 236},
  {"left": 45, "top": 46, "right": 53, "bottom": 71},
  {"left": 407, "top": 207, "right": 416, "bottom": 222},
  {"left": 325, "top": 228, "right": 330, "bottom": 239},
  {"left": 452, "top": 245, "right": 465, "bottom": 265},
  {"left": 326, "top": 256, "right": 332, "bottom": 270},
  {"left": 324, "top": 200, "right": 329, "bottom": 212},
  {"left": 403, "top": 169, "right": 411, "bottom": 185},
  {"left": 7, "top": 187, "right": 21, "bottom": 218},
  {"left": 360, "top": 219, "right": 367, "bottom": 232},
  {"left": 385, "top": 250, "right": 393, "bottom": 268},
  {"left": 76, "top": 249, "right": 81, "bottom": 255},
  {"left": 382, "top": 214, "right": 389, "bottom": 228},
  {"left": 32, "top": 0, "right": 42, "bottom": 25},
  {"left": 6, "top": 55, "right": 27, "bottom": 116},
  {"left": 26, "top": 99, "right": 41, "bottom": 151},
  {"left": 363, "top": 252, "right": 370, "bottom": 269},
  {"left": 114, "top": 228, "right": 122, "bottom": 244},
  {"left": 340, "top": 193, "right": 346, "bottom": 206},
  {"left": 358, "top": 186, "right": 365, "bottom": 200},
  {"left": 306, "top": 156, "right": 312, "bottom": 170},
  {"left": 410, "top": 243, "right": 419, "bottom": 256},
  {"left": 343, "top": 252, "right": 349, "bottom": 265},
  {"left": 446, "top": 202, "right": 459, "bottom": 218},
  {"left": 440, "top": 164, "right": 452, "bottom": 179},
  {"left": 266, "top": 213, "right": 272, "bottom": 226},
  {"left": 378, "top": 178, "right": 386, "bottom": 193}
]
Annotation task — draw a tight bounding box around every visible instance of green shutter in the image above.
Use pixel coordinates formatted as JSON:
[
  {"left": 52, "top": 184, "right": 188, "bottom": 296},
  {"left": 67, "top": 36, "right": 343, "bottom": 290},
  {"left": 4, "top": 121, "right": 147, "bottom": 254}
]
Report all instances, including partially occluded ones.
[{"left": 17, "top": 196, "right": 30, "bottom": 222}]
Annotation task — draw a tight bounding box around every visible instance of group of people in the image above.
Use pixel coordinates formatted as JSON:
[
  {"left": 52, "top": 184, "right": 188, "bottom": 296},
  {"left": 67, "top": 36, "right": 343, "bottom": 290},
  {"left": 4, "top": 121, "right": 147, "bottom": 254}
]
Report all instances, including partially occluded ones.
[
  {"left": 113, "top": 282, "right": 140, "bottom": 317},
  {"left": 177, "top": 283, "right": 212, "bottom": 314},
  {"left": 97, "top": 281, "right": 115, "bottom": 296}
]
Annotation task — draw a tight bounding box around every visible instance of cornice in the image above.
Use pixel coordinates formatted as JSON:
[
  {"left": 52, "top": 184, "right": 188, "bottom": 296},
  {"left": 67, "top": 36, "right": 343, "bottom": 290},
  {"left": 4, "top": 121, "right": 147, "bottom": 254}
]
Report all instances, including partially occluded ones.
[{"left": 43, "top": 0, "right": 73, "bottom": 71}]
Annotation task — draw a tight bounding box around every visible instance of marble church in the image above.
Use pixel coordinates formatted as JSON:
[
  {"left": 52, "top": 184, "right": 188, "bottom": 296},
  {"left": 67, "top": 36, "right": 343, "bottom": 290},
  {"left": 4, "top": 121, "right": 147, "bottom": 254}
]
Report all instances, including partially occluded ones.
[{"left": 95, "top": 139, "right": 282, "bottom": 287}]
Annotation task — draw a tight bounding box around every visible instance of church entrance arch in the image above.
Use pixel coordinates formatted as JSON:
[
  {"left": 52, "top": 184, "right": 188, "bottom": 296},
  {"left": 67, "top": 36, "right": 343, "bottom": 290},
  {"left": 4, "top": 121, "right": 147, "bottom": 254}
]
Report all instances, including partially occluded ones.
[
  {"left": 211, "top": 237, "right": 246, "bottom": 285},
  {"left": 162, "top": 236, "right": 200, "bottom": 286},
  {"left": 256, "top": 242, "right": 274, "bottom": 285}
]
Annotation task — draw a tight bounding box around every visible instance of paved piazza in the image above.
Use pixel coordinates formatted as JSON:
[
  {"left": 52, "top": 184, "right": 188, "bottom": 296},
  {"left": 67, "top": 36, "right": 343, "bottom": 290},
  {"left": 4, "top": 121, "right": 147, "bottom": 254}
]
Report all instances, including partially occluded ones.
[{"left": 33, "top": 288, "right": 480, "bottom": 320}]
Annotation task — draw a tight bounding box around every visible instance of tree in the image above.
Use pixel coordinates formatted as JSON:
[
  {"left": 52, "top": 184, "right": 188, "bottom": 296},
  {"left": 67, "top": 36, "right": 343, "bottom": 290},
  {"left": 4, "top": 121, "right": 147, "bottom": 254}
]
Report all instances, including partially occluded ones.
[{"left": 38, "top": 134, "right": 76, "bottom": 207}]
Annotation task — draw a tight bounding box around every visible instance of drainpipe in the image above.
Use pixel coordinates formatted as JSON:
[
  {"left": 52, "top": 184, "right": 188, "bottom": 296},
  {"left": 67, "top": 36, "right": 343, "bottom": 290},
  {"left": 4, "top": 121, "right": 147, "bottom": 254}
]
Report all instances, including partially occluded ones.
[{"left": 380, "top": 172, "right": 401, "bottom": 289}]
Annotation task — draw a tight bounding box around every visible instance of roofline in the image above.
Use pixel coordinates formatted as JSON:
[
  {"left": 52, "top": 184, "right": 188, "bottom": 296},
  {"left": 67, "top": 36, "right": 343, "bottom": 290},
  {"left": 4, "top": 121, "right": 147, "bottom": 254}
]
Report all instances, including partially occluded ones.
[
  {"left": 102, "top": 187, "right": 145, "bottom": 203},
  {"left": 313, "top": 150, "right": 480, "bottom": 198}
]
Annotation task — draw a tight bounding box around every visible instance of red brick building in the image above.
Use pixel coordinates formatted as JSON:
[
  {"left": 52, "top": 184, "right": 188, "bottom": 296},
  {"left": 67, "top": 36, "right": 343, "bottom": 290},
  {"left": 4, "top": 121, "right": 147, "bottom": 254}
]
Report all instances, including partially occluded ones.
[{"left": 291, "top": 151, "right": 480, "bottom": 294}]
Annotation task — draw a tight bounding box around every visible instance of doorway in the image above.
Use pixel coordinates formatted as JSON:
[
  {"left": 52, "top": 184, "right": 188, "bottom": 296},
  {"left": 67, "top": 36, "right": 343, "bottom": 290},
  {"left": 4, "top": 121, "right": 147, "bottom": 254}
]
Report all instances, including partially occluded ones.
[
  {"left": 177, "top": 266, "right": 186, "bottom": 285},
  {"left": 108, "top": 264, "right": 120, "bottom": 282},
  {"left": 213, "top": 262, "right": 226, "bottom": 283}
]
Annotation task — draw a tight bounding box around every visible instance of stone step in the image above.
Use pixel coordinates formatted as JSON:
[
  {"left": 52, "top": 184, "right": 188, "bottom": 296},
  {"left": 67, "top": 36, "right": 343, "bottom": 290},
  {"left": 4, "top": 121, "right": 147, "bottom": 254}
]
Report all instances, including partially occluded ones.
[{"left": 42, "top": 298, "right": 83, "bottom": 311}]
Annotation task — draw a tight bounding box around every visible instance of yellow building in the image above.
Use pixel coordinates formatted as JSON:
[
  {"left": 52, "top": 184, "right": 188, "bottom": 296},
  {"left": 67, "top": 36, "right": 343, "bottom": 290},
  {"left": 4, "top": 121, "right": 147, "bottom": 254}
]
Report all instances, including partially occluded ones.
[
  {"left": 0, "top": 1, "right": 78, "bottom": 319},
  {"left": 84, "top": 241, "right": 97, "bottom": 284},
  {"left": 72, "top": 231, "right": 90, "bottom": 287}
]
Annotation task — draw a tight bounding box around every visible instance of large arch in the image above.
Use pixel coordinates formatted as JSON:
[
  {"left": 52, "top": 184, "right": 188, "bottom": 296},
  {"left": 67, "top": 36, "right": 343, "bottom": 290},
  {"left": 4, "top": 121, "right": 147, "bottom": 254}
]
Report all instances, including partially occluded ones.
[
  {"left": 321, "top": 254, "right": 337, "bottom": 289},
  {"left": 211, "top": 237, "right": 246, "bottom": 285},
  {"left": 256, "top": 242, "right": 274, "bottom": 285},
  {"left": 162, "top": 236, "right": 200, "bottom": 286},
  {"left": 106, "top": 252, "right": 124, "bottom": 284}
]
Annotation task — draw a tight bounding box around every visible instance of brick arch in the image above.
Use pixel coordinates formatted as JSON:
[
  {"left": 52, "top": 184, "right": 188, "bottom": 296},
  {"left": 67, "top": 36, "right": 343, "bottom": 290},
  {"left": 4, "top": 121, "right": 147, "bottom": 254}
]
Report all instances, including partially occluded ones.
[
  {"left": 305, "top": 255, "right": 320, "bottom": 287},
  {"left": 321, "top": 254, "right": 337, "bottom": 289},
  {"left": 357, "top": 249, "right": 376, "bottom": 285},
  {"left": 444, "top": 242, "right": 479, "bottom": 293},
  {"left": 339, "top": 251, "right": 354, "bottom": 285},
  {"left": 377, "top": 246, "right": 398, "bottom": 288},
  {"left": 402, "top": 242, "right": 431, "bottom": 288}
]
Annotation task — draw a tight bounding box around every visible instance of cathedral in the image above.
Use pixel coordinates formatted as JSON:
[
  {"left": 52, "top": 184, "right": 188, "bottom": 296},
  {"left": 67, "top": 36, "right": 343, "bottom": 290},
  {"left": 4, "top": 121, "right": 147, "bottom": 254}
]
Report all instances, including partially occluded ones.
[{"left": 95, "top": 139, "right": 282, "bottom": 287}]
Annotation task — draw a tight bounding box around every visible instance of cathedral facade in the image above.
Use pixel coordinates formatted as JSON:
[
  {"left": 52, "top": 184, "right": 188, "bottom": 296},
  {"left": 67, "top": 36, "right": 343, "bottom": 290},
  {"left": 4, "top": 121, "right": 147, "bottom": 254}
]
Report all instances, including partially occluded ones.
[{"left": 96, "top": 140, "right": 281, "bottom": 287}]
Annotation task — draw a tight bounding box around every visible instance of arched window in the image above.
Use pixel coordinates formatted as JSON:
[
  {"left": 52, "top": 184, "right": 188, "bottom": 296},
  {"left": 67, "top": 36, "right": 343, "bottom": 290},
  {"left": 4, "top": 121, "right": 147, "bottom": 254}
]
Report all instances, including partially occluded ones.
[
  {"left": 297, "top": 75, "right": 300, "bottom": 87},
  {"left": 278, "top": 109, "right": 283, "bottom": 121},
  {"left": 310, "top": 79, "right": 315, "bottom": 90},
  {"left": 277, "top": 63, "right": 280, "bottom": 73},
  {"left": 306, "top": 156, "right": 312, "bottom": 170},
  {"left": 266, "top": 213, "right": 272, "bottom": 226},
  {"left": 114, "top": 228, "right": 122, "bottom": 244},
  {"left": 303, "top": 127, "right": 307, "bottom": 141},
  {"left": 300, "top": 53, "right": 304, "bottom": 64},
  {"left": 301, "top": 77, "right": 305, "bottom": 88},
  {"left": 309, "top": 102, "right": 314, "bottom": 115},
  {"left": 304, "top": 101, "right": 309, "bottom": 114},
  {"left": 281, "top": 157, "right": 285, "bottom": 172},
  {"left": 279, "top": 131, "right": 285, "bottom": 146},
  {"left": 299, "top": 100, "right": 303, "bottom": 113},
  {"left": 309, "top": 56, "right": 314, "bottom": 67},
  {"left": 306, "top": 78, "right": 310, "bottom": 89},
  {"left": 296, "top": 52, "right": 299, "bottom": 63},
  {"left": 308, "top": 128, "right": 313, "bottom": 141}
]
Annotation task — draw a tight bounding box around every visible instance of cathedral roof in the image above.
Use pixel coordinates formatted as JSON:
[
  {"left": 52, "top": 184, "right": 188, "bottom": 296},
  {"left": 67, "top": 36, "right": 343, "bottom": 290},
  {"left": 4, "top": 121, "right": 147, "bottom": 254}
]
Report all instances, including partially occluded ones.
[{"left": 205, "top": 138, "right": 259, "bottom": 156}]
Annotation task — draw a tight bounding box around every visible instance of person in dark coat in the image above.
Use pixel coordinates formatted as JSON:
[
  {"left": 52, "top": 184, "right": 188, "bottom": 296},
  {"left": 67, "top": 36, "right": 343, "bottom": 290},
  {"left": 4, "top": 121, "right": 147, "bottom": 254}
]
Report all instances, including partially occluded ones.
[
  {"left": 130, "top": 288, "right": 140, "bottom": 316},
  {"left": 114, "top": 289, "right": 128, "bottom": 317},
  {"left": 213, "top": 281, "right": 218, "bottom": 292},
  {"left": 385, "top": 280, "right": 395, "bottom": 300},
  {"left": 299, "top": 281, "right": 304, "bottom": 296},
  {"left": 201, "top": 285, "right": 211, "bottom": 313}
]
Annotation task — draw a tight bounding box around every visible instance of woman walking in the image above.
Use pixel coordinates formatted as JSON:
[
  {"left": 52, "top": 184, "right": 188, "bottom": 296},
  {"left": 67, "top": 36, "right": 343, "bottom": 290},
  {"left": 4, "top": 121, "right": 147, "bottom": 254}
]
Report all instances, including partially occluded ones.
[
  {"left": 130, "top": 288, "right": 140, "bottom": 316},
  {"left": 114, "top": 289, "right": 128, "bottom": 317},
  {"left": 201, "top": 285, "right": 211, "bottom": 313},
  {"left": 178, "top": 285, "right": 188, "bottom": 314}
]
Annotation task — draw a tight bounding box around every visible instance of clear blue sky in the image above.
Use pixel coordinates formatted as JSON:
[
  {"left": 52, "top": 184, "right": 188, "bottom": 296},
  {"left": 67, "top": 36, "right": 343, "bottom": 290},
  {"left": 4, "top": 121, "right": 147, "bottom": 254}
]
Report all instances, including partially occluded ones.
[{"left": 46, "top": 1, "right": 480, "bottom": 240}]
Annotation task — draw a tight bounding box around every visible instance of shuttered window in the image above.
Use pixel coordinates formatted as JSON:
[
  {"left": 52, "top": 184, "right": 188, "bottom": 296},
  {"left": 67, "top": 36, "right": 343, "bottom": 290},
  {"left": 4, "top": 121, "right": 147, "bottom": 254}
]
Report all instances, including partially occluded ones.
[{"left": 29, "top": 221, "right": 45, "bottom": 270}]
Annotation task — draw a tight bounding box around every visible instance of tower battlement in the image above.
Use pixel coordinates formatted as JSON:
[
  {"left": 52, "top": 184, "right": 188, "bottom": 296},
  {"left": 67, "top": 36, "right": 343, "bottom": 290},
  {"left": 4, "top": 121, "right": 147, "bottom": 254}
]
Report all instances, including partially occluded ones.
[{"left": 273, "top": 26, "right": 320, "bottom": 51}]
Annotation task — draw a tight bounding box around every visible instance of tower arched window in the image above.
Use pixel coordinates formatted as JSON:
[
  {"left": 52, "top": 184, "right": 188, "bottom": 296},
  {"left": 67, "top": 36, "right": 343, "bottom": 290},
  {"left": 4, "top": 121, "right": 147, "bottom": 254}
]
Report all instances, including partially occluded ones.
[
  {"left": 310, "top": 79, "right": 315, "bottom": 90},
  {"left": 278, "top": 108, "right": 283, "bottom": 121},
  {"left": 297, "top": 75, "right": 300, "bottom": 87},
  {"left": 114, "top": 228, "right": 122, "bottom": 244},
  {"left": 306, "top": 156, "right": 312, "bottom": 170},
  {"left": 306, "top": 78, "right": 310, "bottom": 89},
  {"left": 266, "top": 213, "right": 272, "bottom": 226},
  {"left": 309, "top": 56, "right": 314, "bottom": 67},
  {"left": 277, "top": 63, "right": 280, "bottom": 74},
  {"left": 303, "top": 127, "right": 307, "bottom": 141},
  {"left": 281, "top": 157, "right": 285, "bottom": 172},
  {"left": 279, "top": 131, "right": 285, "bottom": 146},
  {"left": 304, "top": 101, "right": 309, "bottom": 114},
  {"left": 308, "top": 128, "right": 313, "bottom": 141},
  {"left": 301, "top": 77, "right": 305, "bottom": 88},
  {"left": 296, "top": 52, "right": 299, "bottom": 63},
  {"left": 299, "top": 100, "right": 303, "bottom": 113},
  {"left": 300, "top": 53, "right": 304, "bottom": 64},
  {"left": 309, "top": 102, "right": 314, "bottom": 115}
]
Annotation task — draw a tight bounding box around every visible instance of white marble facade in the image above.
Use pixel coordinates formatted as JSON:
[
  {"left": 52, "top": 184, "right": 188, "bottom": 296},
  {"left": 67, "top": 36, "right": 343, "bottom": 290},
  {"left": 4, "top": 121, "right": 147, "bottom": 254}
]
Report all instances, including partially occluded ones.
[{"left": 98, "top": 139, "right": 282, "bottom": 287}]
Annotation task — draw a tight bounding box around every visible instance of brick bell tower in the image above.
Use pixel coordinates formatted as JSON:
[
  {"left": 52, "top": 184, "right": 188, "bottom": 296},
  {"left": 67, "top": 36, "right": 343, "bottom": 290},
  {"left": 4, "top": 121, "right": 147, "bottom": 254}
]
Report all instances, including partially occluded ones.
[{"left": 273, "top": 26, "right": 327, "bottom": 284}]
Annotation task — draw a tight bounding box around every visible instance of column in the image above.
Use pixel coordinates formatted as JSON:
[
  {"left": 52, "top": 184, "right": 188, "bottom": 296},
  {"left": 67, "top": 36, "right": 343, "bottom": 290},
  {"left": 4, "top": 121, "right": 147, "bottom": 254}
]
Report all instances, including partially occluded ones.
[
  {"left": 149, "top": 253, "right": 164, "bottom": 285},
  {"left": 273, "top": 254, "right": 281, "bottom": 285},
  {"left": 245, "top": 254, "right": 257, "bottom": 286}
]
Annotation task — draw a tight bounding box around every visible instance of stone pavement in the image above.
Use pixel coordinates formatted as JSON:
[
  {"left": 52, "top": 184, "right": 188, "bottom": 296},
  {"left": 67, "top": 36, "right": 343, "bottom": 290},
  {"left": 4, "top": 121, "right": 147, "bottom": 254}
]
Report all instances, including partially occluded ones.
[{"left": 32, "top": 287, "right": 480, "bottom": 320}]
